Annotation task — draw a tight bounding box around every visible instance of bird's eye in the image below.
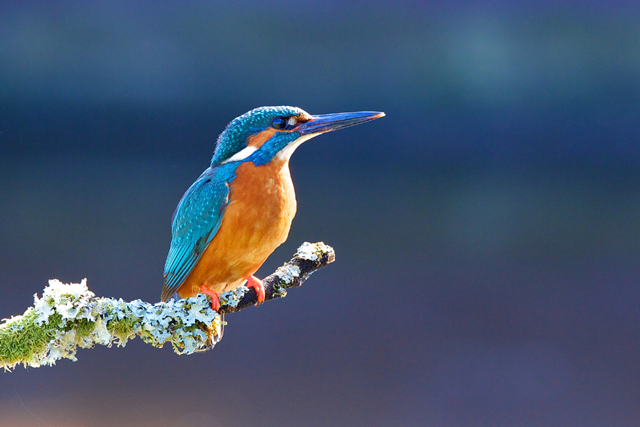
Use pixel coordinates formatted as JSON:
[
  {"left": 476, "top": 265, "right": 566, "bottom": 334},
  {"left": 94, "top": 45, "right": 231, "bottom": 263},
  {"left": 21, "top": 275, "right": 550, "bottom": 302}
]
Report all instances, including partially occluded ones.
[{"left": 272, "top": 117, "right": 287, "bottom": 129}]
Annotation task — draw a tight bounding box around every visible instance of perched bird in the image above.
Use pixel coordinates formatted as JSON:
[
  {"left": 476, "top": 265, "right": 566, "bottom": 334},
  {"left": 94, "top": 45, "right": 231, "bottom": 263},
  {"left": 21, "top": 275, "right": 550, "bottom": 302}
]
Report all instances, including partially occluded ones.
[{"left": 161, "top": 106, "right": 384, "bottom": 310}]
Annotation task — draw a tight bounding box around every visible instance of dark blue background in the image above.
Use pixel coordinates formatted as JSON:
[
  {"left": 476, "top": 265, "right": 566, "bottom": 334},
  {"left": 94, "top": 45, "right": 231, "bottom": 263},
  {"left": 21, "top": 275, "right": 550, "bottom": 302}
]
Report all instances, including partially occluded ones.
[{"left": 1, "top": 1, "right": 639, "bottom": 426}]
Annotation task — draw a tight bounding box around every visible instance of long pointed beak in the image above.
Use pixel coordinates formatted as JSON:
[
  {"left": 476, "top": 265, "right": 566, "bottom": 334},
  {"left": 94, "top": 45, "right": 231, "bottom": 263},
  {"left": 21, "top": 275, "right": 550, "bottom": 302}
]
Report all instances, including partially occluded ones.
[{"left": 297, "top": 111, "right": 385, "bottom": 135}]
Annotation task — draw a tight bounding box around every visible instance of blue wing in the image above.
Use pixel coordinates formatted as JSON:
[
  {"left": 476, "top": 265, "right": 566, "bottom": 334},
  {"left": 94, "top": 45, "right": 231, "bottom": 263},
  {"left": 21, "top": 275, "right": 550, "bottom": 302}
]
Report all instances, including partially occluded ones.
[{"left": 160, "top": 166, "right": 234, "bottom": 301}]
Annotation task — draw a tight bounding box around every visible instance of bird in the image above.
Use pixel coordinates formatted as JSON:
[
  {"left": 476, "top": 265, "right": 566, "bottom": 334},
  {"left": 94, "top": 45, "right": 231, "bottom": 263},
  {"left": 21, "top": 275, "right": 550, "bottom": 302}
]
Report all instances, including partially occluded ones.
[{"left": 161, "top": 106, "right": 385, "bottom": 311}]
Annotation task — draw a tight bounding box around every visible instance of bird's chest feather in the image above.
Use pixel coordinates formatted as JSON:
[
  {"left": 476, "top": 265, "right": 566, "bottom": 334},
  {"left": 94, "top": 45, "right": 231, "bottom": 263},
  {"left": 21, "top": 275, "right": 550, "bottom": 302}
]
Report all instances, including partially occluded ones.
[{"left": 225, "top": 158, "right": 297, "bottom": 245}]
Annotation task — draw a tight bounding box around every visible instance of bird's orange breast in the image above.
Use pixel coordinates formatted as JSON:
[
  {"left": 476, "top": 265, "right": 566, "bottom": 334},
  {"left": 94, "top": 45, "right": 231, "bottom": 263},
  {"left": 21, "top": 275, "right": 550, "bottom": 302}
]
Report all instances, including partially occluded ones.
[{"left": 176, "top": 158, "right": 297, "bottom": 298}]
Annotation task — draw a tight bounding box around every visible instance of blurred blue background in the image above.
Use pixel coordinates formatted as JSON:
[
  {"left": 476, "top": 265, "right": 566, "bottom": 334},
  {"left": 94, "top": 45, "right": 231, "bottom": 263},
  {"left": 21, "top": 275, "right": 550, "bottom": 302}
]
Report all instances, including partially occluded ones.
[{"left": 1, "top": 1, "right": 640, "bottom": 426}]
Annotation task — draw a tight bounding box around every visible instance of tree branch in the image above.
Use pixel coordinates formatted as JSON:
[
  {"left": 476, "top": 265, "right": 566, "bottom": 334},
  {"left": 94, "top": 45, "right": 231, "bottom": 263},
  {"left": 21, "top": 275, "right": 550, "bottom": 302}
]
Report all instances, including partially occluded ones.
[{"left": 0, "top": 242, "right": 335, "bottom": 371}]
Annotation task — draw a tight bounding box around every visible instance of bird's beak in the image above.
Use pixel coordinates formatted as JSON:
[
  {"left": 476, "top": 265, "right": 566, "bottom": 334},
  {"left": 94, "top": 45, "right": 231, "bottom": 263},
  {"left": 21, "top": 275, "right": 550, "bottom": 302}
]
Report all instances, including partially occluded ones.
[{"left": 297, "top": 111, "right": 385, "bottom": 136}]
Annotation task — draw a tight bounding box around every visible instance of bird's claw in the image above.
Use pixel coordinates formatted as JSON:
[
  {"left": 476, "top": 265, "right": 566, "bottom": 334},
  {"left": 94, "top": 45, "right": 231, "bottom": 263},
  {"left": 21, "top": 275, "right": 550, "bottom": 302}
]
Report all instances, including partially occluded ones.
[
  {"left": 246, "top": 275, "right": 266, "bottom": 305},
  {"left": 199, "top": 285, "right": 220, "bottom": 311}
]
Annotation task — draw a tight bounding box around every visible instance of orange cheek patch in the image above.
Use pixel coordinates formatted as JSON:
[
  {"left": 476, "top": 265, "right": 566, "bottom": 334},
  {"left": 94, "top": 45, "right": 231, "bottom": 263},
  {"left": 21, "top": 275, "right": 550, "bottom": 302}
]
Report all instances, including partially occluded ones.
[{"left": 247, "top": 128, "right": 278, "bottom": 149}]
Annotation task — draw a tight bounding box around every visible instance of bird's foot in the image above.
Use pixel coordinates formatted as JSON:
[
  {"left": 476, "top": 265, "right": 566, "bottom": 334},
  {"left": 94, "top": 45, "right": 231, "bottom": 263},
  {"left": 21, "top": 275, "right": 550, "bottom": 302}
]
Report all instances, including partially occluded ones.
[
  {"left": 199, "top": 285, "right": 220, "bottom": 311},
  {"left": 246, "top": 275, "right": 266, "bottom": 305}
]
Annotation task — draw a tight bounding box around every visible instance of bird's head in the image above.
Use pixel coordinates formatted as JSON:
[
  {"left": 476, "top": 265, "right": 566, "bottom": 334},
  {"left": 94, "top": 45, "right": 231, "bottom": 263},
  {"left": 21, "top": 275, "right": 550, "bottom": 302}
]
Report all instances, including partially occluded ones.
[{"left": 210, "top": 106, "right": 384, "bottom": 167}]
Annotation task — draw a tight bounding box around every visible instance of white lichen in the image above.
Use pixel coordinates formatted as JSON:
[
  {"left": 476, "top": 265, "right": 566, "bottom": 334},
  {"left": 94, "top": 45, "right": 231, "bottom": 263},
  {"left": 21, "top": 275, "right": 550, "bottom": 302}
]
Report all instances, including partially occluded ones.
[
  {"left": 275, "top": 264, "right": 301, "bottom": 283},
  {"left": 296, "top": 242, "right": 320, "bottom": 261},
  {"left": 218, "top": 285, "right": 248, "bottom": 308}
]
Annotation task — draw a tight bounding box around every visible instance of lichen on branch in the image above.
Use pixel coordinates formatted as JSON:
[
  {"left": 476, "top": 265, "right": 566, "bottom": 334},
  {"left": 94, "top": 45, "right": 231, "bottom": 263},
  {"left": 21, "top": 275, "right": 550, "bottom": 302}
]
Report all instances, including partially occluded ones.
[{"left": 0, "top": 242, "right": 335, "bottom": 371}]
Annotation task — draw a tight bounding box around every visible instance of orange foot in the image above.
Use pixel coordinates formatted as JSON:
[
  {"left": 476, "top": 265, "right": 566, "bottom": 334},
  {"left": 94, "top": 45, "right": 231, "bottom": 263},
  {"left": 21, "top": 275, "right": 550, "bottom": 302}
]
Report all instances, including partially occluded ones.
[
  {"left": 199, "top": 285, "right": 220, "bottom": 311},
  {"left": 246, "top": 275, "right": 266, "bottom": 305}
]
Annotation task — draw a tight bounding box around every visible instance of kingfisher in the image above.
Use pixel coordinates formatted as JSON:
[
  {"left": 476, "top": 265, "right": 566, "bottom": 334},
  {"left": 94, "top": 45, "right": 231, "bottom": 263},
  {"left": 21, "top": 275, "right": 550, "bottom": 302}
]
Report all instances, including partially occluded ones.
[{"left": 161, "top": 106, "right": 384, "bottom": 310}]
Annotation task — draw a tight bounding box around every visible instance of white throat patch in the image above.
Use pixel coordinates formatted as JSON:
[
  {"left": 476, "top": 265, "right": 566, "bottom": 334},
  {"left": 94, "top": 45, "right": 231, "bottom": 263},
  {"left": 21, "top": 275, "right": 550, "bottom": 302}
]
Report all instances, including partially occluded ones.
[{"left": 276, "top": 134, "right": 319, "bottom": 161}]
